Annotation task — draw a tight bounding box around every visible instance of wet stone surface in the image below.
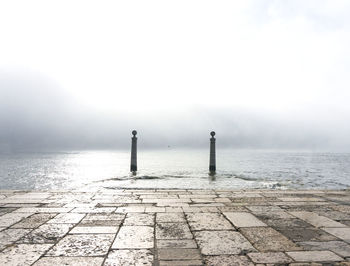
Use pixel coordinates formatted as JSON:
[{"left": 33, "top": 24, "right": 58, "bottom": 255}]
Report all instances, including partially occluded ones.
[{"left": 1, "top": 189, "right": 350, "bottom": 264}]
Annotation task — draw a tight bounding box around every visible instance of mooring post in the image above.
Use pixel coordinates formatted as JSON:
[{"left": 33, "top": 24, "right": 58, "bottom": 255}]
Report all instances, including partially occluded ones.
[
  {"left": 209, "top": 131, "right": 216, "bottom": 174},
  {"left": 130, "top": 130, "right": 137, "bottom": 172}
]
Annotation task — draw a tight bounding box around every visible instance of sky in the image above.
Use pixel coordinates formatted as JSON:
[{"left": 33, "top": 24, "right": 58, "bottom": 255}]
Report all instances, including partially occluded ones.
[{"left": 1, "top": 0, "right": 350, "bottom": 151}]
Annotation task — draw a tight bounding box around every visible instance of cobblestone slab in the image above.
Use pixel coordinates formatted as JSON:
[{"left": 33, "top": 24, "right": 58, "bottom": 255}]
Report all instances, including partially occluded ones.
[
  {"left": 46, "top": 213, "right": 85, "bottom": 224},
  {"left": 159, "top": 259, "right": 203, "bottom": 266},
  {"left": 322, "top": 227, "right": 350, "bottom": 242},
  {"left": 186, "top": 213, "right": 234, "bottom": 230},
  {"left": 70, "top": 226, "right": 119, "bottom": 234},
  {"left": 104, "top": 249, "right": 153, "bottom": 266},
  {"left": 287, "top": 250, "right": 343, "bottom": 262},
  {"left": 19, "top": 223, "right": 73, "bottom": 244},
  {"left": 247, "top": 252, "right": 293, "bottom": 263},
  {"left": 157, "top": 239, "right": 197, "bottom": 248},
  {"left": 157, "top": 213, "right": 186, "bottom": 223},
  {"left": 223, "top": 212, "right": 267, "bottom": 228},
  {"left": 33, "top": 257, "right": 104, "bottom": 266},
  {"left": 11, "top": 213, "right": 57, "bottom": 229},
  {"left": 0, "top": 228, "right": 31, "bottom": 250},
  {"left": 194, "top": 230, "right": 256, "bottom": 255},
  {"left": 0, "top": 212, "right": 33, "bottom": 227},
  {"left": 298, "top": 241, "right": 350, "bottom": 257},
  {"left": 204, "top": 255, "right": 253, "bottom": 266},
  {"left": 158, "top": 248, "right": 201, "bottom": 260},
  {"left": 47, "top": 234, "right": 114, "bottom": 256},
  {"left": 240, "top": 227, "right": 302, "bottom": 251},
  {"left": 1, "top": 189, "right": 350, "bottom": 264},
  {"left": 290, "top": 211, "right": 347, "bottom": 228},
  {"left": 156, "top": 223, "right": 193, "bottom": 239},
  {"left": 124, "top": 213, "right": 154, "bottom": 226},
  {"left": 0, "top": 244, "right": 53, "bottom": 265},
  {"left": 112, "top": 226, "right": 154, "bottom": 248}
]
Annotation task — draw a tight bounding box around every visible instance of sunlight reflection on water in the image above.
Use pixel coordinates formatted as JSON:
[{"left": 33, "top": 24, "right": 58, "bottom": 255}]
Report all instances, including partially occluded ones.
[{"left": 1, "top": 149, "right": 350, "bottom": 190}]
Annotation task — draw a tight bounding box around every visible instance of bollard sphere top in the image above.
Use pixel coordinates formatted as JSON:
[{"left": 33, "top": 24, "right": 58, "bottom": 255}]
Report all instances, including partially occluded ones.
[
  {"left": 210, "top": 131, "right": 215, "bottom": 137},
  {"left": 132, "top": 130, "right": 137, "bottom": 136}
]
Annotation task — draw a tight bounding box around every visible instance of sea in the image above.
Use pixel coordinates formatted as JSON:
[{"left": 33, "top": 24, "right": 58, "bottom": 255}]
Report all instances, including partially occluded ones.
[{"left": 0, "top": 149, "right": 349, "bottom": 190}]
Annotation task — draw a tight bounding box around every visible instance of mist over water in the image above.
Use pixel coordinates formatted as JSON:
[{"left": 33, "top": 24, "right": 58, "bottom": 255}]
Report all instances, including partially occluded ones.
[{"left": 1, "top": 1, "right": 350, "bottom": 191}]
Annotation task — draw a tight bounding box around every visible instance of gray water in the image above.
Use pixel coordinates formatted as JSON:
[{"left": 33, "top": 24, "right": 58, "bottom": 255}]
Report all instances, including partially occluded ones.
[{"left": 0, "top": 149, "right": 349, "bottom": 190}]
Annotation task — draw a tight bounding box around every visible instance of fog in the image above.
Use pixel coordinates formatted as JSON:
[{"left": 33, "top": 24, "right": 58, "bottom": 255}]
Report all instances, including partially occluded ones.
[
  {"left": 1, "top": 0, "right": 350, "bottom": 152},
  {"left": 1, "top": 71, "right": 349, "bottom": 152}
]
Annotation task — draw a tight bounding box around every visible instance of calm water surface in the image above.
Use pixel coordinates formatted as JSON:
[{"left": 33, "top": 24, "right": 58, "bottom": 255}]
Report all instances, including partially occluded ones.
[{"left": 0, "top": 149, "right": 349, "bottom": 190}]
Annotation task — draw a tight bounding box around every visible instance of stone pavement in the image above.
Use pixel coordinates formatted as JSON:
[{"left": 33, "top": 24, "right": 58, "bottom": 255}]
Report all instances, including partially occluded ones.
[{"left": 1, "top": 189, "right": 350, "bottom": 265}]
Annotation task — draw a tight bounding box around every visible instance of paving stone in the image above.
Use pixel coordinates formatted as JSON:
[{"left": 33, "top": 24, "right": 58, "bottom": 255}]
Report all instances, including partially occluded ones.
[
  {"left": 316, "top": 211, "right": 350, "bottom": 220},
  {"left": 0, "top": 207, "right": 18, "bottom": 214},
  {"left": 156, "top": 223, "right": 193, "bottom": 239},
  {"left": 218, "top": 206, "right": 248, "bottom": 212},
  {"left": 298, "top": 241, "right": 350, "bottom": 257},
  {"left": 157, "top": 239, "right": 197, "bottom": 249},
  {"left": 158, "top": 248, "right": 201, "bottom": 260},
  {"left": 279, "top": 197, "right": 324, "bottom": 202},
  {"left": 112, "top": 226, "right": 153, "bottom": 248},
  {"left": 223, "top": 212, "right": 267, "bottom": 228},
  {"left": 70, "top": 226, "right": 118, "bottom": 234},
  {"left": 159, "top": 260, "right": 203, "bottom": 266},
  {"left": 79, "top": 213, "right": 125, "bottom": 226},
  {"left": 254, "top": 211, "right": 295, "bottom": 219},
  {"left": 0, "top": 244, "right": 52, "bottom": 265},
  {"left": 278, "top": 228, "right": 337, "bottom": 241},
  {"left": 290, "top": 211, "right": 347, "bottom": 228},
  {"left": 0, "top": 228, "right": 31, "bottom": 250},
  {"left": 47, "top": 213, "right": 85, "bottom": 223},
  {"left": 323, "top": 227, "right": 350, "bottom": 242},
  {"left": 145, "top": 207, "right": 166, "bottom": 212},
  {"left": 71, "top": 207, "right": 116, "bottom": 213},
  {"left": 204, "top": 255, "right": 253, "bottom": 266},
  {"left": 289, "top": 263, "right": 322, "bottom": 266},
  {"left": 124, "top": 213, "right": 154, "bottom": 226},
  {"left": 247, "top": 252, "right": 293, "bottom": 263},
  {"left": 104, "top": 249, "right": 153, "bottom": 266},
  {"left": 116, "top": 206, "right": 145, "bottom": 213},
  {"left": 46, "top": 234, "right": 114, "bottom": 256},
  {"left": 14, "top": 207, "right": 73, "bottom": 213},
  {"left": 11, "top": 213, "right": 57, "bottom": 229},
  {"left": 194, "top": 231, "right": 256, "bottom": 255},
  {"left": 33, "top": 257, "right": 104, "bottom": 266},
  {"left": 287, "top": 250, "right": 343, "bottom": 262},
  {"left": 263, "top": 218, "right": 313, "bottom": 229},
  {"left": 186, "top": 213, "right": 234, "bottom": 230},
  {"left": 19, "top": 223, "right": 73, "bottom": 243},
  {"left": 246, "top": 206, "right": 284, "bottom": 212},
  {"left": 165, "top": 207, "right": 183, "bottom": 212},
  {"left": 157, "top": 213, "right": 186, "bottom": 223},
  {"left": 183, "top": 207, "right": 219, "bottom": 213},
  {"left": 240, "top": 227, "right": 301, "bottom": 252},
  {"left": 0, "top": 212, "right": 33, "bottom": 227}
]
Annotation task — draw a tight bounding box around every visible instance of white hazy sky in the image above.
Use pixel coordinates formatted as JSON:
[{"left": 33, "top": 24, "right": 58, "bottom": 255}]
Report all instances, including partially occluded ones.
[
  {"left": 1, "top": 0, "right": 350, "bottom": 150},
  {"left": 1, "top": 0, "right": 349, "bottom": 112}
]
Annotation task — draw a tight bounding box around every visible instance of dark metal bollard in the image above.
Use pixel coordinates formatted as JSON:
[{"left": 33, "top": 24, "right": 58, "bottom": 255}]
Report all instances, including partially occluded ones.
[
  {"left": 130, "top": 130, "right": 137, "bottom": 172},
  {"left": 209, "top": 131, "right": 216, "bottom": 173}
]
